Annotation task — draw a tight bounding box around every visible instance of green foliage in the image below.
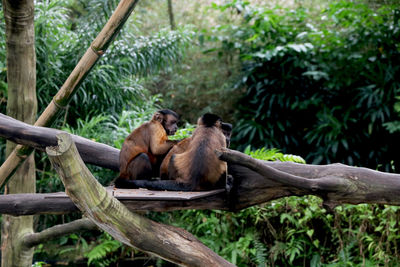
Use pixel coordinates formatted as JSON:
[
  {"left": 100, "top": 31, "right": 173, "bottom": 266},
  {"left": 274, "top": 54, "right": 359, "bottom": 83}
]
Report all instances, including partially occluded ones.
[
  {"left": 244, "top": 145, "right": 306, "bottom": 163},
  {"left": 33, "top": 0, "right": 192, "bottom": 127},
  {"left": 85, "top": 234, "right": 122, "bottom": 267},
  {"left": 210, "top": 0, "right": 400, "bottom": 171},
  {"left": 32, "top": 262, "right": 47, "bottom": 267},
  {"left": 140, "top": 1, "right": 243, "bottom": 124}
]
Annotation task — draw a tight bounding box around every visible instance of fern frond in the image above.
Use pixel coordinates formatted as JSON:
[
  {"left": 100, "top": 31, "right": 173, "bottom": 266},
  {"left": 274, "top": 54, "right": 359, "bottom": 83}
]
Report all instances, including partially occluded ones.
[
  {"left": 244, "top": 146, "right": 306, "bottom": 163},
  {"left": 85, "top": 240, "right": 122, "bottom": 266}
]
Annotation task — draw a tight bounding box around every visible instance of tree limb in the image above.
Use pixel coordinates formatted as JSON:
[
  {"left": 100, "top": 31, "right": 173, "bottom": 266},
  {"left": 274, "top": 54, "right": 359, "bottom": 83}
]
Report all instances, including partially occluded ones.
[
  {"left": 46, "top": 132, "right": 234, "bottom": 267},
  {"left": 23, "top": 218, "right": 97, "bottom": 248},
  {"left": 0, "top": 113, "right": 119, "bottom": 171},
  {"left": 218, "top": 148, "right": 400, "bottom": 209}
]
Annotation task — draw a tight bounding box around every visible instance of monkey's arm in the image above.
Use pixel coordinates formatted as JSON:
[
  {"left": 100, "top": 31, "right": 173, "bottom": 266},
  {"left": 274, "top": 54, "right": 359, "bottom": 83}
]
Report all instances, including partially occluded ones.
[{"left": 150, "top": 138, "right": 177, "bottom": 155}]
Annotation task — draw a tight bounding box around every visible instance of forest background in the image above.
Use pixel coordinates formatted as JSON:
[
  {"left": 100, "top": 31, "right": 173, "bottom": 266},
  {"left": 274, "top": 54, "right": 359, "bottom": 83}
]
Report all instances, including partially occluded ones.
[{"left": 1, "top": 0, "right": 400, "bottom": 266}]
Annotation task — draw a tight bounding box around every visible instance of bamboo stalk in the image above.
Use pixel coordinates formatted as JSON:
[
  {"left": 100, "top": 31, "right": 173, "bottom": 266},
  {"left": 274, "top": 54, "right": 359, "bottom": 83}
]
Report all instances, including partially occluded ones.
[{"left": 0, "top": 0, "right": 140, "bottom": 188}]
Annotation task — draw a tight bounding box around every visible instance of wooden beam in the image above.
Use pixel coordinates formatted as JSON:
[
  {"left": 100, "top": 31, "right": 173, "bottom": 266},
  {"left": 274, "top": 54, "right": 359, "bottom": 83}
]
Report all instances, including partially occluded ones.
[
  {"left": 0, "top": 113, "right": 119, "bottom": 171},
  {"left": 0, "top": 188, "right": 227, "bottom": 216}
]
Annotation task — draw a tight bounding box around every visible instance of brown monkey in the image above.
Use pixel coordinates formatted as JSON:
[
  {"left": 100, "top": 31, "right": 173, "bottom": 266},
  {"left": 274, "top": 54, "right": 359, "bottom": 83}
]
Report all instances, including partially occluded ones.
[
  {"left": 132, "top": 113, "right": 229, "bottom": 191},
  {"left": 159, "top": 136, "right": 192, "bottom": 179},
  {"left": 169, "top": 113, "right": 227, "bottom": 190},
  {"left": 115, "top": 109, "right": 179, "bottom": 188},
  {"left": 159, "top": 121, "right": 232, "bottom": 179}
]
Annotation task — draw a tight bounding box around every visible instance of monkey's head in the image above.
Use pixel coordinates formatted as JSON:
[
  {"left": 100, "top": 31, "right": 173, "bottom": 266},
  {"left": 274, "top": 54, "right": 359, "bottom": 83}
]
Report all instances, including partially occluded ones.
[
  {"left": 153, "top": 109, "right": 179, "bottom": 135},
  {"left": 221, "top": 122, "right": 233, "bottom": 147},
  {"left": 198, "top": 113, "right": 223, "bottom": 128}
]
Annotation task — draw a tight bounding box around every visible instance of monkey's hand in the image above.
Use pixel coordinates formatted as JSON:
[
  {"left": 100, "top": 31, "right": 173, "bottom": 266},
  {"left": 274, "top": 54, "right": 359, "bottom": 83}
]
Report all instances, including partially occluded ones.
[{"left": 225, "top": 174, "right": 236, "bottom": 211}]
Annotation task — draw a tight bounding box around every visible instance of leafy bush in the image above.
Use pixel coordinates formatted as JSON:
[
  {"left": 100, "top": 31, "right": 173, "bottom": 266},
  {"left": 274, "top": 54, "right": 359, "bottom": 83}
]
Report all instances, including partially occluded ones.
[
  {"left": 210, "top": 0, "right": 400, "bottom": 171},
  {"left": 34, "top": 0, "right": 192, "bottom": 127}
]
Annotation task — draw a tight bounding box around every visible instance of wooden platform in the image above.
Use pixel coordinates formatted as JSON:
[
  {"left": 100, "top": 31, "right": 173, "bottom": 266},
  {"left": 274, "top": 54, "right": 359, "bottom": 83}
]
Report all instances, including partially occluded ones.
[{"left": 45, "top": 186, "right": 225, "bottom": 201}]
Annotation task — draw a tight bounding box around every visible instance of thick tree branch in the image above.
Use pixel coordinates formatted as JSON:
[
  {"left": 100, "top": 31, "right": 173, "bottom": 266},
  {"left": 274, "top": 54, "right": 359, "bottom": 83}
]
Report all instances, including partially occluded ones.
[
  {"left": 46, "top": 133, "right": 234, "bottom": 267},
  {"left": 0, "top": 113, "right": 119, "bottom": 171},
  {"left": 23, "top": 218, "right": 97, "bottom": 248},
  {"left": 218, "top": 148, "right": 400, "bottom": 209},
  {"left": 216, "top": 148, "right": 352, "bottom": 192}
]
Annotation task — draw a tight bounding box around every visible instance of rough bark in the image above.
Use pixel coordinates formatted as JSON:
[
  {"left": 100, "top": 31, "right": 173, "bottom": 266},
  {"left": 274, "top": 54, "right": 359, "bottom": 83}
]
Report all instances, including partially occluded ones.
[
  {"left": 46, "top": 133, "right": 234, "bottom": 267},
  {"left": 217, "top": 148, "right": 400, "bottom": 210},
  {"left": 1, "top": 0, "right": 37, "bottom": 266},
  {"left": 0, "top": 0, "right": 140, "bottom": 187}
]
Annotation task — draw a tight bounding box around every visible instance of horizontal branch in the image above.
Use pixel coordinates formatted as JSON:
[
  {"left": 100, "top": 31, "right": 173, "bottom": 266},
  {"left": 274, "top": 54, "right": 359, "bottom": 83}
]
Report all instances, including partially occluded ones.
[
  {"left": 0, "top": 113, "right": 119, "bottom": 171},
  {"left": 2, "top": 114, "right": 400, "bottom": 214},
  {"left": 23, "top": 218, "right": 97, "bottom": 248},
  {"left": 218, "top": 148, "right": 400, "bottom": 209},
  {"left": 0, "top": 190, "right": 227, "bottom": 216}
]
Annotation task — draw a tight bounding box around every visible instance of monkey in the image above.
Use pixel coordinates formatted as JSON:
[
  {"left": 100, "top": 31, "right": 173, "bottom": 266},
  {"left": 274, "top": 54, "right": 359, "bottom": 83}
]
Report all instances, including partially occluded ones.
[
  {"left": 129, "top": 113, "right": 229, "bottom": 191},
  {"left": 114, "top": 109, "right": 179, "bottom": 188},
  {"left": 159, "top": 121, "right": 232, "bottom": 179},
  {"left": 159, "top": 136, "right": 192, "bottom": 179}
]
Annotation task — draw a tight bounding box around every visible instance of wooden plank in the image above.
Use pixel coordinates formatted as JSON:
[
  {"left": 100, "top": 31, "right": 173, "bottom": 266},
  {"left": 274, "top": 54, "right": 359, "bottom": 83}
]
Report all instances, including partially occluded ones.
[
  {"left": 112, "top": 188, "right": 225, "bottom": 200},
  {"left": 45, "top": 187, "right": 225, "bottom": 201}
]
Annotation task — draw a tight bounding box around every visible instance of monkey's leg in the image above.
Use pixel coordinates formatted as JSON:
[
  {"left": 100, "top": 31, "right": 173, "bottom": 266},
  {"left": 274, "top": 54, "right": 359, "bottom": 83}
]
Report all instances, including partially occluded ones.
[
  {"left": 127, "top": 153, "right": 153, "bottom": 180},
  {"left": 115, "top": 153, "right": 153, "bottom": 189}
]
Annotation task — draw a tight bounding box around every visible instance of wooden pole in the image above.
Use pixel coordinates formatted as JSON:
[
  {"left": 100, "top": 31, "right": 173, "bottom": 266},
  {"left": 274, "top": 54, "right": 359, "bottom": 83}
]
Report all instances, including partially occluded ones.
[{"left": 1, "top": 0, "right": 37, "bottom": 265}]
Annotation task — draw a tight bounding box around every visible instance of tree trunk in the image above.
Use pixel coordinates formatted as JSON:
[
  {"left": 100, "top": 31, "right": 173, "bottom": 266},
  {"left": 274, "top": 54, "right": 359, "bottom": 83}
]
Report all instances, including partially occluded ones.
[
  {"left": 167, "top": 0, "right": 176, "bottom": 30},
  {"left": 1, "top": 0, "right": 37, "bottom": 266}
]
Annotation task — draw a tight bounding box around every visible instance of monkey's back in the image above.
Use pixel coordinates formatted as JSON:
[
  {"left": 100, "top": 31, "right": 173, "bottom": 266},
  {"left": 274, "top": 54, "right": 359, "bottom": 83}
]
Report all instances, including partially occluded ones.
[
  {"left": 173, "top": 126, "right": 226, "bottom": 190},
  {"left": 119, "top": 122, "right": 157, "bottom": 178}
]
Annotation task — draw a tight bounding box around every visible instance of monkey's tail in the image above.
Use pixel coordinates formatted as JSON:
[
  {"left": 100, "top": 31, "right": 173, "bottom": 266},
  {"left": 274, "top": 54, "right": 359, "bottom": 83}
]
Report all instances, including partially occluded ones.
[
  {"left": 114, "top": 177, "right": 139, "bottom": 189},
  {"left": 187, "top": 140, "right": 208, "bottom": 189}
]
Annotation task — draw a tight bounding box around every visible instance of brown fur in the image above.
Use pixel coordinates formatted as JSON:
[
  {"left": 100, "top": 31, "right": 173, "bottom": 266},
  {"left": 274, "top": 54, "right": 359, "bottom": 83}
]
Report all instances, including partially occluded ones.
[
  {"left": 159, "top": 137, "right": 192, "bottom": 179},
  {"left": 118, "top": 111, "right": 178, "bottom": 180},
  {"left": 168, "top": 115, "right": 227, "bottom": 190}
]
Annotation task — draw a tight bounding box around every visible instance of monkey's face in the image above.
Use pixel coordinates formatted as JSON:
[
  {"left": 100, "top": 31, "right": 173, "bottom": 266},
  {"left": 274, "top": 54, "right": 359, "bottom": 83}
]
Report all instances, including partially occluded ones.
[
  {"left": 221, "top": 122, "right": 232, "bottom": 147},
  {"left": 163, "top": 114, "right": 179, "bottom": 135}
]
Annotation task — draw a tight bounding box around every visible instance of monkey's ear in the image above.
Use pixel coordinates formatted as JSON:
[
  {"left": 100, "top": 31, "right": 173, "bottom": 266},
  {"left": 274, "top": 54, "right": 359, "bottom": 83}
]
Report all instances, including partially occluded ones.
[{"left": 152, "top": 112, "right": 164, "bottom": 123}]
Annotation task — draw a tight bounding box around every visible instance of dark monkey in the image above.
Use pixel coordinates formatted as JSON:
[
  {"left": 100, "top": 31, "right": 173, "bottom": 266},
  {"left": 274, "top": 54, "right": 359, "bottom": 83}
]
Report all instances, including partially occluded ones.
[{"left": 115, "top": 109, "right": 179, "bottom": 188}]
